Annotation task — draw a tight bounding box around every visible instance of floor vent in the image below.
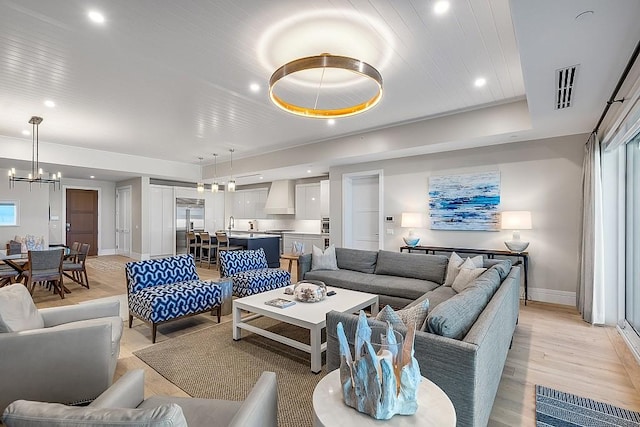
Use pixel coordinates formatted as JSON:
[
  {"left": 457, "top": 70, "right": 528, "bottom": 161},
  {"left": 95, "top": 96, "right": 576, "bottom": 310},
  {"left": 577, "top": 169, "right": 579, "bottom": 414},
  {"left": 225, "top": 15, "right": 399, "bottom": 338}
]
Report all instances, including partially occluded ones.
[{"left": 555, "top": 65, "right": 578, "bottom": 109}]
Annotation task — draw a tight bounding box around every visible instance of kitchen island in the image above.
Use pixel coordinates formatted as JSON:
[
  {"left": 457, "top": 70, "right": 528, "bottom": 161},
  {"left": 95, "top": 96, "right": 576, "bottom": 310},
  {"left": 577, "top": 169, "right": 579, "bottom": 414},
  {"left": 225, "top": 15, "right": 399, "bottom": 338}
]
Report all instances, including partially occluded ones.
[{"left": 227, "top": 233, "right": 281, "bottom": 268}]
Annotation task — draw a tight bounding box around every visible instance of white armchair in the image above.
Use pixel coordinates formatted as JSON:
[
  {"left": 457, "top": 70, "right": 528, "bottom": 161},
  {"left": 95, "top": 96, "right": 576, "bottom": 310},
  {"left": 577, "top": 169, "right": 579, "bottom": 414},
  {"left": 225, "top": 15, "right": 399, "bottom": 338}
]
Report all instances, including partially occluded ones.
[
  {"left": 0, "top": 284, "right": 123, "bottom": 413},
  {"left": 3, "top": 369, "right": 278, "bottom": 427}
]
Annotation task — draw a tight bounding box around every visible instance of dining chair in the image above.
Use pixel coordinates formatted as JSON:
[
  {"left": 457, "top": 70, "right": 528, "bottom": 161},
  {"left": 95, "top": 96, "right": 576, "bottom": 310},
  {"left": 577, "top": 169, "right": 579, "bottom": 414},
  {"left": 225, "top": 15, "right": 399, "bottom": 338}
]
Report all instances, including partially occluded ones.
[
  {"left": 6, "top": 241, "right": 22, "bottom": 255},
  {"left": 214, "top": 231, "right": 243, "bottom": 270},
  {"left": 22, "top": 249, "right": 65, "bottom": 299},
  {"left": 63, "top": 243, "right": 90, "bottom": 288},
  {"left": 0, "top": 265, "right": 17, "bottom": 287}
]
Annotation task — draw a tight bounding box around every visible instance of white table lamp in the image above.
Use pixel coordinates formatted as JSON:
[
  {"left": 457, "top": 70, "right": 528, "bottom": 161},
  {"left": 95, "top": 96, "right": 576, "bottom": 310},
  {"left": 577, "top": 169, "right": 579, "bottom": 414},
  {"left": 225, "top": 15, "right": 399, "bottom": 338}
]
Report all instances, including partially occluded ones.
[
  {"left": 401, "top": 212, "right": 422, "bottom": 247},
  {"left": 501, "top": 211, "right": 532, "bottom": 252}
]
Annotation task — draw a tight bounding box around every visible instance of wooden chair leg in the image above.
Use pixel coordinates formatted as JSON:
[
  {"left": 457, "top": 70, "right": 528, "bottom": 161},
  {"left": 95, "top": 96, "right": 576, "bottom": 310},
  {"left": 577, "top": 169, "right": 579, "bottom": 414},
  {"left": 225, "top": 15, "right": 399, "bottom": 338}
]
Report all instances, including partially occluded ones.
[
  {"left": 152, "top": 323, "right": 158, "bottom": 344},
  {"left": 83, "top": 269, "right": 90, "bottom": 288}
]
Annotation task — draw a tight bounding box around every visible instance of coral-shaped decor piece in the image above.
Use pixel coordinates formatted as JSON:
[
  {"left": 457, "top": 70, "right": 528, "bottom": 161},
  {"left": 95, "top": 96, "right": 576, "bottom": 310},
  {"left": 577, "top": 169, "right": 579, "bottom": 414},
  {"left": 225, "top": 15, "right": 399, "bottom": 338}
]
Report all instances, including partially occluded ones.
[{"left": 336, "top": 311, "right": 421, "bottom": 420}]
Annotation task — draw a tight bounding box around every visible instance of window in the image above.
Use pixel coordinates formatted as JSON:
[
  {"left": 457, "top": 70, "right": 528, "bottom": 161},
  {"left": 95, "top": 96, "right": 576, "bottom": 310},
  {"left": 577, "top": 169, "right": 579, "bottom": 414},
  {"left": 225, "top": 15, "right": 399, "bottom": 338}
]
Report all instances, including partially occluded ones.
[{"left": 0, "top": 201, "right": 19, "bottom": 226}]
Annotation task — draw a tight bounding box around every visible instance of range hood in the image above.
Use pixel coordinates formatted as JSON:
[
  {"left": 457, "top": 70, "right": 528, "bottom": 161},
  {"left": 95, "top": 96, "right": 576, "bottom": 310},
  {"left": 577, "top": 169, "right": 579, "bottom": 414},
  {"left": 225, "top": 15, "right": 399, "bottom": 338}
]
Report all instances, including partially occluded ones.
[{"left": 264, "top": 180, "right": 296, "bottom": 215}]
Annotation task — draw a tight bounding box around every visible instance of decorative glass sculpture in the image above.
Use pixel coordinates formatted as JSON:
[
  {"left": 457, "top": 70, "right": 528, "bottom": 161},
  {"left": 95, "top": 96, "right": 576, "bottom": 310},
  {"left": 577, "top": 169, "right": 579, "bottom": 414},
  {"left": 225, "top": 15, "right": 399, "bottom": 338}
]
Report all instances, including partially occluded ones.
[{"left": 336, "top": 311, "right": 421, "bottom": 420}]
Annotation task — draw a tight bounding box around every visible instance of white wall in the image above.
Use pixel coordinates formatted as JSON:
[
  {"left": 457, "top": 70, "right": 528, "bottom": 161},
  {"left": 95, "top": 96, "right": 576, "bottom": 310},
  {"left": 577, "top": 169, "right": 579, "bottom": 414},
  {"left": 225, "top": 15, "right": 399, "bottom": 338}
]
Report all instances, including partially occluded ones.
[
  {"left": 330, "top": 133, "right": 586, "bottom": 305},
  {"left": 0, "top": 174, "right": 50, "bottom": 248}
]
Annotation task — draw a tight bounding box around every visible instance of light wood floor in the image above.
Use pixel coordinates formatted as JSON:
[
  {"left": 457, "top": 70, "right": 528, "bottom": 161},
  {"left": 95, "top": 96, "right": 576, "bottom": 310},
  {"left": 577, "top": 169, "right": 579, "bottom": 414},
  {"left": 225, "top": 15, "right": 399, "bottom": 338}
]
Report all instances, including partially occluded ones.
[{"left": 31, "top": 255, "right": 640, "bottom": 426}]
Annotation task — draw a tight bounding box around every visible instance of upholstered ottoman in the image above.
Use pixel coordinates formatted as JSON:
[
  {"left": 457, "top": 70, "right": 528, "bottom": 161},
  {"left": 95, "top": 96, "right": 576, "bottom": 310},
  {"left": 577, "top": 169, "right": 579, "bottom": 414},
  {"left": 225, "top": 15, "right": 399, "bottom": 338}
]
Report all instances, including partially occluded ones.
[{"left": 219, "top": 249, "right": 291, "bottom": 297}]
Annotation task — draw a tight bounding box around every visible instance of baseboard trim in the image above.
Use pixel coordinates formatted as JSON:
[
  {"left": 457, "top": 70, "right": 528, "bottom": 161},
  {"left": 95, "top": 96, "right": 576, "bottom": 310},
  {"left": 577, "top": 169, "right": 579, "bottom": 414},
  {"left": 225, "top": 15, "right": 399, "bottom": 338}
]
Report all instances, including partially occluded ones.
[
  {"left": 528, "top": 288, "right": 576, "bottom": 306},
  {"left": 98, "top": 249, "right": 116, "bottom": 256}
]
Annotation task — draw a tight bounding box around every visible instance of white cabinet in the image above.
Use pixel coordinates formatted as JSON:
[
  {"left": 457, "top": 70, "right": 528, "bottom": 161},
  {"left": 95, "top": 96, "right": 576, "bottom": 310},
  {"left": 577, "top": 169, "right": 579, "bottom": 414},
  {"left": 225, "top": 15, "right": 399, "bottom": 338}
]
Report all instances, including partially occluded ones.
[
  {"left": 320, "top": 180, "right": 330, "bottom": 218},
  {"left": 230, "top": 188, "right": 268, "bottom": 219},
  {"left": 149, "top": 186, "right": 174, "bottom": 257},
  {"left": 283, "top": 233, "right": 325, "bottom": 255},
  {"left": 295, "top": 183, "right": 321, "bottom": 220}
]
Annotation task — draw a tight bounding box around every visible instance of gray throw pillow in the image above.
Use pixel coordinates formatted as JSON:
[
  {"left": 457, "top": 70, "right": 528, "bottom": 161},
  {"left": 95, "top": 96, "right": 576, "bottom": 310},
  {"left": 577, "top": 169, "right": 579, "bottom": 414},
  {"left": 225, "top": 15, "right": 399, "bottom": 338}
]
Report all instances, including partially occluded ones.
[
  {"left": 311, "top": 245, "right": 339, "bottom": 271},
  {"left": 375, "top": 299, "right": 430, "bottom": 331},
  {"left": 427, "top": 286, "right": 490, "bottom": 340},
  {"left": 2, "top": 400, "right": 188, "bottom": 427},
  {"left": 444, "top": 252, "right": 484, "bottom": 286},
  {"left": 0, "top": 284, "right": 44, "bottom": 333}
]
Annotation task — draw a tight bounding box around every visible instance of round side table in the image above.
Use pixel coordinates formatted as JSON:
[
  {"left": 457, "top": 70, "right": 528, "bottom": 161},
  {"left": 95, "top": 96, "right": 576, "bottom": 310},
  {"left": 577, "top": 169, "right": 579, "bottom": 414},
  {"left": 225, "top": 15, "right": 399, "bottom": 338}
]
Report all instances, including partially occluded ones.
[{"left": 312, "top": 369, "right": 456, "bottom": 427}]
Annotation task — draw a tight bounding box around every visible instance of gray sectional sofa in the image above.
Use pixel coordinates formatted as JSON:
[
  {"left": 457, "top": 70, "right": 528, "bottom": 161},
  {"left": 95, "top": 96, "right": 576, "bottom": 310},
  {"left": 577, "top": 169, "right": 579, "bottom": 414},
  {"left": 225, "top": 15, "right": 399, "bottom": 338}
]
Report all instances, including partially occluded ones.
[{"left": 298, "top": 248, "right": 520, "bottom": 427}]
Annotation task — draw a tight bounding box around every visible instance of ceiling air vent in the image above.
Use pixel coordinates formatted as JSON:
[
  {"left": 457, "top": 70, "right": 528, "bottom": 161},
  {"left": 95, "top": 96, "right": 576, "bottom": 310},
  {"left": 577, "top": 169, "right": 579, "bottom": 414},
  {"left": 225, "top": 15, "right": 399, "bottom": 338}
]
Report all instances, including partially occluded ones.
[{"left": 555, "top": 65, "right": 579, "bottom": 109}]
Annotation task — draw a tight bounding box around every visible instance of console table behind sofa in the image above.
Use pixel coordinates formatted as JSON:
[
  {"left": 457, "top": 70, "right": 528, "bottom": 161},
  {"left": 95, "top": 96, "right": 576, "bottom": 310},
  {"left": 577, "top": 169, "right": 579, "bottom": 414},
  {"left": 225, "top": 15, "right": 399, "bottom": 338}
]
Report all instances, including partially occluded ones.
[{"left": 400, "top": 245, "right": 529, "bottom": 304}]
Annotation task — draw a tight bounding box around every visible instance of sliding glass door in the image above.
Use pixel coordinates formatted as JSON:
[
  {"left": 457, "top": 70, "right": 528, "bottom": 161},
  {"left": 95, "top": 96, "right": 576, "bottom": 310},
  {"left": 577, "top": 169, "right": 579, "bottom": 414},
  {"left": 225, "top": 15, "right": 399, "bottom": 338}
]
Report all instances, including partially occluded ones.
[{"left": 626, "top": 133, "right": 640, "bottom": 335}]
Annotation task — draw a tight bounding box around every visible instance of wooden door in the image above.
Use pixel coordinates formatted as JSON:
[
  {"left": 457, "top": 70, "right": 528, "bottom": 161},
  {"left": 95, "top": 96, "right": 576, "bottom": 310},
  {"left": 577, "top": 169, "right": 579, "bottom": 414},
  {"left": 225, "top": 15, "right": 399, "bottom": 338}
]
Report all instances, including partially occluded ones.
[{"left": 66, "top": 189, "right": 98, "bottom": 256}]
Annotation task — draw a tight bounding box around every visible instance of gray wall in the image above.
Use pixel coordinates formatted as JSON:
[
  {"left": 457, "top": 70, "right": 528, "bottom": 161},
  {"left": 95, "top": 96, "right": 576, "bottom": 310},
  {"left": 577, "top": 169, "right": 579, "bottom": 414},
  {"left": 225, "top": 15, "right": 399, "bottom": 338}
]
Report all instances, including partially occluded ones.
[{"left": 330, "top": 133, "right": 586, "bottom": 305}]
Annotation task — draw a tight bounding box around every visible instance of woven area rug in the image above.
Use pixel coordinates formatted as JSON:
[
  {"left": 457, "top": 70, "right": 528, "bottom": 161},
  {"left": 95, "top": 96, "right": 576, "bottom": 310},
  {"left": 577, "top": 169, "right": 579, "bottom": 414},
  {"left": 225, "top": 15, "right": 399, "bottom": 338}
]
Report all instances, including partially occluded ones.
[
  {"left": 134, "top": 318, "right": 327, "bottom": 427},
  {"left": 536, "top": 385, "right": 640, "bottom": 426},
  {"left": 86, "top": 259, "right": 124, "bottom": 272}
]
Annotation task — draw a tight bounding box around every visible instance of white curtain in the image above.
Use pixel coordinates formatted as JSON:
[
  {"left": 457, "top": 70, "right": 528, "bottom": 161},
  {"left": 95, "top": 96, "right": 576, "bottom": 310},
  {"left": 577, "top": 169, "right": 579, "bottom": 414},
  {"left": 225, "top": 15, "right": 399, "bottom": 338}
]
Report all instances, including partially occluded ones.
[{"left": 578, "top": 133, "right": 605, "bottom": 324}]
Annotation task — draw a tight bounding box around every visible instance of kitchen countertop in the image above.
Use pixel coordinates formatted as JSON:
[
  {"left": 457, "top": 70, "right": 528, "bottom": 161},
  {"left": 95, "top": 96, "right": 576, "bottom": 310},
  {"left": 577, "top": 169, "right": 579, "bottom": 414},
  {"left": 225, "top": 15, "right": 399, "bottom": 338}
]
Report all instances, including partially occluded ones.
[
  {"left": 227, "top": 232, "right": 280, "bottom": 239},
  {"left": 282, "top": 231, "right": 328, "bottom": 236}
]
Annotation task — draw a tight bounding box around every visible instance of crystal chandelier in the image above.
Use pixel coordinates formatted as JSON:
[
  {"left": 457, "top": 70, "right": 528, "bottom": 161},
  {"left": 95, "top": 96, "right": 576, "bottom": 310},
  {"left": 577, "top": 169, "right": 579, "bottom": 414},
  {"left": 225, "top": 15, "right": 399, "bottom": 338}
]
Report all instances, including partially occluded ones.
[{"left": 8, "top": 116, "right": 61, "bottom": 190}]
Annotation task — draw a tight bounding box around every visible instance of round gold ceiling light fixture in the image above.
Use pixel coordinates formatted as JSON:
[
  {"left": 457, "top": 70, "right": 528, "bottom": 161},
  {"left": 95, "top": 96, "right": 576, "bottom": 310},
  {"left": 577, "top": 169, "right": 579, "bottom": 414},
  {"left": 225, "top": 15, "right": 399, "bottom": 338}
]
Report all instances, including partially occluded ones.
[{"left": 269, "top": 53, "right": 383, "bottom": 119}]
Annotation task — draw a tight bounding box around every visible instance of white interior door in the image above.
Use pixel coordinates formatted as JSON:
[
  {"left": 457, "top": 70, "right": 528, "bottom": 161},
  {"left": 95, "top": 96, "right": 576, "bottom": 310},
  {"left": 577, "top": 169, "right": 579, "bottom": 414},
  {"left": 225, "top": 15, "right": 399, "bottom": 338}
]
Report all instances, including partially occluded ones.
[
  {"left": 116, "top": 186, "right": 132, "bottom": 257},
  {"left": 343, "top": 172, "right": 383, "bottom": 250}
]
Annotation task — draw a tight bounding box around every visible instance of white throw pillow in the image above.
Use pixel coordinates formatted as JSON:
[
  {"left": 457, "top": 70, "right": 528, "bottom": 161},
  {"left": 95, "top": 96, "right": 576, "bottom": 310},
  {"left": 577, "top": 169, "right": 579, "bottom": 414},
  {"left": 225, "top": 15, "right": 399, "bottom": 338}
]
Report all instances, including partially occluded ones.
[
  {"left": 311, "top": 245, "right": 339, "bottom": 271},
  {"left": 451, "top": 258, "right": 487, "bottom": 293},
  {"left": 0, "top": 284, "right": 44, "bottom": 333},
  {"left": 444, "top": 253, "right": 483, "bottom": 286}
]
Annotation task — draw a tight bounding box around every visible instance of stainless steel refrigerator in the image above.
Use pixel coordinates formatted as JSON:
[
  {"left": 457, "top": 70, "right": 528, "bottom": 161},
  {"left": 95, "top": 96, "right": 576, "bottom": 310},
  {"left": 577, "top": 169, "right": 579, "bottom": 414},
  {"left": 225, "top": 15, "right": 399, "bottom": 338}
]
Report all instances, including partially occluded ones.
[{"left": 175, "top": 197, "right": 205, "bottom": 254}]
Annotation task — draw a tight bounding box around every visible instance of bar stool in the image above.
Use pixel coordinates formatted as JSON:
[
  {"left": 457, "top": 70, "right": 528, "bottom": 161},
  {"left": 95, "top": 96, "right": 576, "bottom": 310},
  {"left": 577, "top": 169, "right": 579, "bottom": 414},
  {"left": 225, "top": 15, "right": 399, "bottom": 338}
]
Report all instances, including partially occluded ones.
[
  {"left": 214, "top": 231, "right": 243, "bottom": 270},
  {"left": 199, "top": 232, "right": 213, "bottom": 268},
  {"left": 187, "top": 232, "right": 199, "bottom": 259}
]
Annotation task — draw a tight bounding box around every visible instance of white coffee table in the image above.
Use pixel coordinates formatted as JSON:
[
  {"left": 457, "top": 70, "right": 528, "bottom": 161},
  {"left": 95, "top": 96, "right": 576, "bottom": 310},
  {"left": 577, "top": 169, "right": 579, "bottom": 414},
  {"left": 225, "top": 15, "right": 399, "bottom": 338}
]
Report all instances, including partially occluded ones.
[
  {"left": 313, "top": 370, "right": 457, "bottom": 426},
  {"left": 232, "top": 286, "right": 379, "bottom": 373}
]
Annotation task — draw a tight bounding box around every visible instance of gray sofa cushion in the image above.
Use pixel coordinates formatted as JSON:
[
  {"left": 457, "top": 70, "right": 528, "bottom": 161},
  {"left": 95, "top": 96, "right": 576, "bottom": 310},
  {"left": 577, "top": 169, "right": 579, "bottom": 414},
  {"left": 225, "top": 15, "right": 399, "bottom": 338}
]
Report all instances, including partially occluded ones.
[
  {"left": 426, "top": 285, "right": 490, "bottom": 340},
  {"left": 335, "top": 248, "right": 378, "bottom": 273},
  {"left": 472, "top": 268, "right": 503, "bottom": 301},
  {"left": 370, "top": 275, "right": 440, "bottom": 300},
  {"left": 304, "top": 270, "right": 379, "bottom": 294},
  {"left": 407, "top": 286, "right": 457, "bottom": 311},
  {"left": 374, "top": 251, "right": 448, "bottom": 284},
  {"left": 486, "top": 259, "right": 513, "bottom": 281}
]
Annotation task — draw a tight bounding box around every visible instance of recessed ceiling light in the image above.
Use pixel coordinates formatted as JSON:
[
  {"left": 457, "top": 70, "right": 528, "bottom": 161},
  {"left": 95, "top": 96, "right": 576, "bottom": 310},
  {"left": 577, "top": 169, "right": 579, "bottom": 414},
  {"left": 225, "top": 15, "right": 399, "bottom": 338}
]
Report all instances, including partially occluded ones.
[
  {"left": 434, "top": 1, "right": 450, "bottom": 15},
  {"left": 307, "top": 169, "right": 311, "bottom": 173},
  {"left": 249, "top": 83, "right": 260, "bottom": 92},
  {"left": 88, "top": 11, "right": 105, "bottom": 24},
  {"left": 21, "top": 130, "right": 30, "bottom": 136},
  {"left": 44, "top": 100, "right": 55, "bottom": 108},
  {"left": 90, "top": 175, "right": 95, "bottom": 179},
  {"left": 259, "top": 176, "right": 264, "bottom": 180},
  {"left": 474, "top": 77, "right": 487, "bottom": 88},
  {"left": 327, "top": 119, "right": 336, "bottom": 126}
]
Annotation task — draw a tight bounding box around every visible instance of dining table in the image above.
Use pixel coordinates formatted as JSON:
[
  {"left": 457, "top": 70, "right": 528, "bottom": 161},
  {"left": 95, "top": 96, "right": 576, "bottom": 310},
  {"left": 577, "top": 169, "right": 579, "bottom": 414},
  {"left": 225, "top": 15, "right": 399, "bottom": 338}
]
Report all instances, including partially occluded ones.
[{"left": 0, "top": 248, "right": 80, "bottom": 293}]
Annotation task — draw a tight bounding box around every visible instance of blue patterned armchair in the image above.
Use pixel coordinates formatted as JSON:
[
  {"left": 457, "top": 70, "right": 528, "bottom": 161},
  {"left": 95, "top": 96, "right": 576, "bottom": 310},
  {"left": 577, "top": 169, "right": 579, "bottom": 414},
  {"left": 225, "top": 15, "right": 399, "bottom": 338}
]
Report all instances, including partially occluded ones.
[
  {"left": 125, "top": 254, "right": 222, "bottom": 343},
  {"left": 219, "top": 249, "right": 291, "bottom": 297}
]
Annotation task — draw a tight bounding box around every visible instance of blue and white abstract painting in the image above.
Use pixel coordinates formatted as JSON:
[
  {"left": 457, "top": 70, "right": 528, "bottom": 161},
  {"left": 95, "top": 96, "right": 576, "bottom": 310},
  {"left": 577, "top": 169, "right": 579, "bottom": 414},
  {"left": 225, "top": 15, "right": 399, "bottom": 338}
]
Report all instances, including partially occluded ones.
[{"left": 429, "top": 171, "right": 500, "bottom": 231}]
